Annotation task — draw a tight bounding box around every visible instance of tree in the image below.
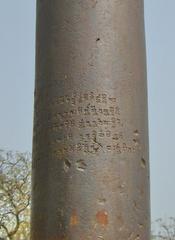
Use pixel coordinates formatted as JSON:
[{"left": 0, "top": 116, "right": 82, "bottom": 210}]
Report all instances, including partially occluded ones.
[
  {"left": 1, "top": 149, "right": 175, "bottom": 240},
  {"left": 152, "top": 217, "right": 175, "bottom": 240},
  {"left": 0, "top": 150, "right": 31, "bottom": 240}
]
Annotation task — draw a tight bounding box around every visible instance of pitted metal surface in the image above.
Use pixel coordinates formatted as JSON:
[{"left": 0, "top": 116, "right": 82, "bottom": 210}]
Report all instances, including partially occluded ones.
[{"left": 31, "top": 0, "right": 150, "bottom": 239}]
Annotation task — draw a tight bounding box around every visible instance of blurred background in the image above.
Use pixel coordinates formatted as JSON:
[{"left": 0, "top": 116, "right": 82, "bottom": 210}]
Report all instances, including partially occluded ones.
[{"left": 0, "top": 0, "right": 175, "bottom": 239}]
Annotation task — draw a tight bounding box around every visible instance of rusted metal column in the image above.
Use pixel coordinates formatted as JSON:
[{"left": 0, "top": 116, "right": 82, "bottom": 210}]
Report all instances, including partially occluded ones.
[{"left": 31, "top": 0, "right": 150, "bottom": 239}]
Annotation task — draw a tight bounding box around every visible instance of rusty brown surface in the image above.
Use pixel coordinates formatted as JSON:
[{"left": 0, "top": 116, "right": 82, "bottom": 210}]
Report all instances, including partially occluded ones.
[
  {"left": 31, "top": 0, "right": 150, "bottom": 239},
  {"left": 96, "top": 210, "right": 109, "bottom": 226},
  {"left": 70, "top": 210, "right": 79, "bottom": 227}
]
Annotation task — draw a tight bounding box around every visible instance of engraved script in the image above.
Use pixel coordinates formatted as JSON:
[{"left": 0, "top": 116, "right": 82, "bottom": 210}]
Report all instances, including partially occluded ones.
[{"left": 34, "top": 90, "right": 140, "bottom": 158}]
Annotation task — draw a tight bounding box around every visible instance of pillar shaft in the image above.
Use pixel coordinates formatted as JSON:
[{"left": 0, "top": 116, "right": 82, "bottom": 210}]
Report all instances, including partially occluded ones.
[{"left": 31, "top": 0, "right": 150, "bottom": 239}]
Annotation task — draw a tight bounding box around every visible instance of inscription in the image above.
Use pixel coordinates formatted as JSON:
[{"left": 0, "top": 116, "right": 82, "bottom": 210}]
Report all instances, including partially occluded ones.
[{"left": 34, "top": 91, "right": 140, "bottom": 156}]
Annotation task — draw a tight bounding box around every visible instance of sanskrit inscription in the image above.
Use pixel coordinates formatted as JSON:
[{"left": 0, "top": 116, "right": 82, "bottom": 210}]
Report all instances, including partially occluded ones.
[{"left": 34, "top": 91, "right": 140, "bottom": 156}]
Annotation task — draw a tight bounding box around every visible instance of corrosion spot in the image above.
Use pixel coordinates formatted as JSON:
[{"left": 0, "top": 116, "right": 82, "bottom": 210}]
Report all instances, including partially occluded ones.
[
  {"left": 96, "top": 210, "right": 108, "bottom": 226},
  {"left": 118, "top": 182, "right": 126, "bottom": 194},
  {"left": 141, "top": 158, "right": 146, "bottom": 168},
  {"left": 63, "top": 159, "right": 71, "bottom": 173},
  {"left": 135, "top": 234, "right": 140, "bottom": 240},
  {"left": 70, "top": 209, "right": 79, "bottom": 226},
  {"left": 139, "top": 223, "right": 144, "bottom": 229},
  {"left": 98, "top": 198, "right": 106, "bottom": 205},
  {"left": 133, "top": 138, "right": 139, "bottom": 146},
  {"left": 134, "top": 130, "right": 139, "bottom": 136},
  {"left": 98, "top": 236, "right": 104, "bottom": 240},
  {"left": 76, "top": 159, "right": 87, "bottom": 172}
]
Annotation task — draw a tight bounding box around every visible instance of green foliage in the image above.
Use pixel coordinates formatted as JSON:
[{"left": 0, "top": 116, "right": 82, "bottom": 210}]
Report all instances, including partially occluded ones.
[
  {"left": 0, "top": 150, "right": 175, "bottom": 240},
  {"left": 0, "top": 150, "right": 31, "bottom": 240}
]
